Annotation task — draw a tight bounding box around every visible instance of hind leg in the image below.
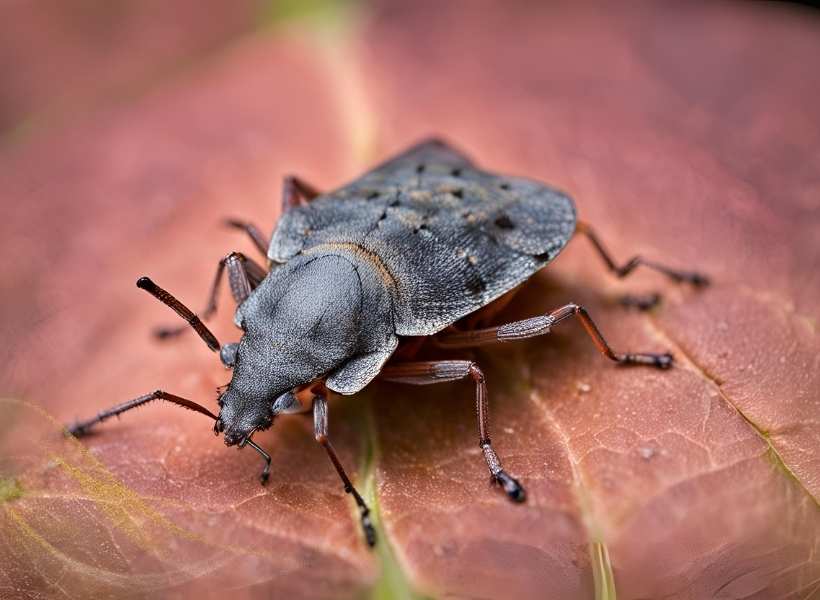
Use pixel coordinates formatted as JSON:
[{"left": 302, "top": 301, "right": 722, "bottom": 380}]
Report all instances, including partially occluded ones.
[
  {"left": 379, "top": 360, "right": 526, "bottom": 503},
  {"left": 576, "top": 221, "right": 709, "bottom": 310}
]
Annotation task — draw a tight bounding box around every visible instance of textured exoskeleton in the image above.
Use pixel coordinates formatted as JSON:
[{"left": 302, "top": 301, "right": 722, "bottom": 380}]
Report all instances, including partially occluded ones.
[{"left": 224, "top": 140, "right": 575, "bottom": 438}]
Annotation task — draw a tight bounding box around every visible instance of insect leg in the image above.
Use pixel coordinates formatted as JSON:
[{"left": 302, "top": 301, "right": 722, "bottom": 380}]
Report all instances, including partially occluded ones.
[
  {"left": 224, "top": 176, "right": 320, "bottom": 254},
  {"left": 312, "top": 394, "right": 377, "bottom": 547},
  {"left": 244, "top": 439, "right": 272, "bottom": 485},
  {"left": 282, "top": 175, "right": 321, "bottom": 211},
  {"left": 618, "top": 292, "right": 662, "bottom": 311},
  {"left": 223, "top": 219, "right": 269, "bottom": 258},
  {"left": 67, "top": 390, "right": 217, "bottom": 437},
  {"left": 378, "top": 360, "right": 526, "bottom": 503},
  {"left": 435, "top": 303, "right": 673, "bottom": 369},
  {"left": 153, "top": 252, "right": 265, "bottom": 344},
  {"left": 576, "top": 221, "right": 710, "bottom": 292}
]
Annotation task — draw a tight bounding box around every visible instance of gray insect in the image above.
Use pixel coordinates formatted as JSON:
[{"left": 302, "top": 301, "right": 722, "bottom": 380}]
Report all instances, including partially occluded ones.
[{"left": 69, "top": 139, "right": 708, "bottom": 546}]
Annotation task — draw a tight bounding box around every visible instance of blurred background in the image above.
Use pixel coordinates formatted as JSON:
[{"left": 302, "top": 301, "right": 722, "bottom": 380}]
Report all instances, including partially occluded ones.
[{"left": 1, "top": 1, "right": 819, "bottom": 599}]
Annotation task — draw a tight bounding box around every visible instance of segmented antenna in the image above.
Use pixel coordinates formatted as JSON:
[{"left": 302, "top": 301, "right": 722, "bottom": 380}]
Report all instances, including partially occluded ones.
[{"left": 136, "top": 277, "right": 221, "bottom": 352}]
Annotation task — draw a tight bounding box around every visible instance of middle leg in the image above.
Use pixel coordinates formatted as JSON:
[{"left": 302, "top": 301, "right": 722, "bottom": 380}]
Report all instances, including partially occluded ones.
[
  {"left": 378, "top": 360, "right": 526, "bottom": 503},
  {"left": 434, "top": 302, "right": 673, "bottom": 369}
]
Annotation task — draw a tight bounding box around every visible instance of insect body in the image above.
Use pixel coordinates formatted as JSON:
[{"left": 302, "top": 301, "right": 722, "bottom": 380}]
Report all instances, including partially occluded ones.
[{"left": 69, "top": 139, "right": 708, "bottom": 547}]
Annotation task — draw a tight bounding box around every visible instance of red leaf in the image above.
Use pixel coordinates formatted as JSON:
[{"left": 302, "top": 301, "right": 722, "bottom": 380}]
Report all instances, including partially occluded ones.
[{"left": 1, "top": 2, "right": 818, "bottom": 598}]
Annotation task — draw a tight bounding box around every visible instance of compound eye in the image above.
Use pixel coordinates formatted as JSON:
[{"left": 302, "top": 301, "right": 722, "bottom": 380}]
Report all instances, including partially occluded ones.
[
  {"left": 213, "top": 417, "right": 225, "bottom": 434},
  {"left": 220, "top": 343, "right": 239, "bottom": 368}
]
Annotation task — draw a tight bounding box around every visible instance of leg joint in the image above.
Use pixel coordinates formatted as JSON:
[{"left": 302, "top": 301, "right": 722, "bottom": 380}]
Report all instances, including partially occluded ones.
[
  {"left": 222, "top": 251, "right": 246, "bottom": 264},
  {"left": 467, "top": 363, "right": 484, "bottom": 383},
  {"left": 615, "top": 256, "right": 642, "bottom": 277},
  {"left": 551, "top": 302, "right": 582, "bottom": 324}
]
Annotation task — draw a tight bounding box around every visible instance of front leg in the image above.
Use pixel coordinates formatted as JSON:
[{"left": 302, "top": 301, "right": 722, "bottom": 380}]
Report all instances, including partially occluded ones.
[
  {"left": 378, "top": 360, "right": 525, "bottom": 503},
  {"left": 312, "top": 394, "right": 377, "bottom": 547}
]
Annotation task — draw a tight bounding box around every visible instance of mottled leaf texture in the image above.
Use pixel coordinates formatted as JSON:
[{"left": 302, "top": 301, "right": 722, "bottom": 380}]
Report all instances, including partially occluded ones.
[{"left": 1, "top": 2, "right": 819, "bottom": 599}]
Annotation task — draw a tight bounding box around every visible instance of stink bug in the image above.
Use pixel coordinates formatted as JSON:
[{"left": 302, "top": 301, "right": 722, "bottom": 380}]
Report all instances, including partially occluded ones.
[{"left": 68, "top": 139, "right": 708, "bottom": 547}]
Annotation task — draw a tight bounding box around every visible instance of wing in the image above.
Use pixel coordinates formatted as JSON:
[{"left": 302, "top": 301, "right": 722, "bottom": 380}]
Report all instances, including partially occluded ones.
[{"left": 270, "top": 139, "right": 577, "bottom": 336}]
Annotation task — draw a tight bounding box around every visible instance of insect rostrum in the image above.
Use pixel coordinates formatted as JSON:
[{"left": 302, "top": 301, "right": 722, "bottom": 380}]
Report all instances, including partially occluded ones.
[{"left": 67, "top": 138, "right": 708, "bottom": 547}]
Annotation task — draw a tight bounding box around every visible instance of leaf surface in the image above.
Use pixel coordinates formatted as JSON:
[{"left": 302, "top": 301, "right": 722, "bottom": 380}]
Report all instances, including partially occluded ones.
[{"left": 1, "top": 2, "right": 819, "bottom": 599}]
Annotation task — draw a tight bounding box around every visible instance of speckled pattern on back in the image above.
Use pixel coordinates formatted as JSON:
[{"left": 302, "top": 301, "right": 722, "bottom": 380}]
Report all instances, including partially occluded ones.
[{"left": 270, "top": 139, "right": 577, "bottom": 336}]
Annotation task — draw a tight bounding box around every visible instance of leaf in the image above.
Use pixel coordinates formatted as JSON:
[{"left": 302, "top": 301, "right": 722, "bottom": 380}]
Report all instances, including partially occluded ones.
[{"left": 1, "top": 1, "right": 819, "bottom": 599}]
